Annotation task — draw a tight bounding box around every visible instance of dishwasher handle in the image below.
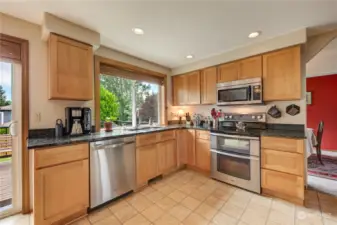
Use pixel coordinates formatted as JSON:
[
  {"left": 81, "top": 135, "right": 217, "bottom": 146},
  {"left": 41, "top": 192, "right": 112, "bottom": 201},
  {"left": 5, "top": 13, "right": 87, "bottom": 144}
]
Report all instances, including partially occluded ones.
[{"left": 93, "top": 141, "right": 135, "bottom": 150}]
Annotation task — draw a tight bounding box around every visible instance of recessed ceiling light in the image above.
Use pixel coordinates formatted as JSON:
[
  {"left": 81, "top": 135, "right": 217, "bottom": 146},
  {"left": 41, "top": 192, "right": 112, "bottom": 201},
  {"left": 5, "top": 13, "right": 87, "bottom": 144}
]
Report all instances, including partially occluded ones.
[
  {"left": 186, "top": 55, "right": 194, "bottom": 59},
  {"left": 248, "top": 31, "right": 261, "bottom": 38},
  {"left": 132, "top": 28, "right": 144, "bottom": 35}
]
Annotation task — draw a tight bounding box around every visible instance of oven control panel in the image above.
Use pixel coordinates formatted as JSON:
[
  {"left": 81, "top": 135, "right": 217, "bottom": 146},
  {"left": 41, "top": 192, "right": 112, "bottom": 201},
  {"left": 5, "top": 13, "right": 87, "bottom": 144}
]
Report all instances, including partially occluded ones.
[{"left": 222, "top": 113, "right": 266, "bottom": 123}]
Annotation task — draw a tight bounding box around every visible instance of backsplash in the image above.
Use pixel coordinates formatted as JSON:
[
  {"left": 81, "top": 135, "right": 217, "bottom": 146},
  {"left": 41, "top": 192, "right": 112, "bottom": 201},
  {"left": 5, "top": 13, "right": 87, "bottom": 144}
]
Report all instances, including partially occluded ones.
[{"left": 168, "top": 100, "right": 306, "bottom": 125}]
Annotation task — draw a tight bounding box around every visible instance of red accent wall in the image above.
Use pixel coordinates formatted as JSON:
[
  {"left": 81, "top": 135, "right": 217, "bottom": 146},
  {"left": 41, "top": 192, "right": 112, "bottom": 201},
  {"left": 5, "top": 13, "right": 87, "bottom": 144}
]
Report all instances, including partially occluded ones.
[{"left": 307, "top": 74, "right": 337, "bottom": 151}]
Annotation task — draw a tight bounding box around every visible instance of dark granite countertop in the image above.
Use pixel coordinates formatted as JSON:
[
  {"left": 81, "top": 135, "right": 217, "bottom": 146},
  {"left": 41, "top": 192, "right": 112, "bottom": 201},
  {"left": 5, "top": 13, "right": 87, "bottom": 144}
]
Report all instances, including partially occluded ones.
[{"left": 27, "top": 124, "right": 306, "bottom": 149}]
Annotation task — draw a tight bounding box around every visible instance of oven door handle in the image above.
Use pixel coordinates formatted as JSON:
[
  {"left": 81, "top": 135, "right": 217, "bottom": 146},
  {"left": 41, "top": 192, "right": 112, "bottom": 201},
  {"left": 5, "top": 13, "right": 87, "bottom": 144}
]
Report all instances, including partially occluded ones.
[{"left": 210, "top": 149, "right": 259, "bottom": 160}]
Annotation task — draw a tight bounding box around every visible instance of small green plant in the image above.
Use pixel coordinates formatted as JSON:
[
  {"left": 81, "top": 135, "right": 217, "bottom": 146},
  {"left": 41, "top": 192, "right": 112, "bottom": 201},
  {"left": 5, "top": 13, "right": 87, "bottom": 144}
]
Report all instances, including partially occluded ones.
[{"left": 105, "top": 117, "right": 112, "bottom": 122}]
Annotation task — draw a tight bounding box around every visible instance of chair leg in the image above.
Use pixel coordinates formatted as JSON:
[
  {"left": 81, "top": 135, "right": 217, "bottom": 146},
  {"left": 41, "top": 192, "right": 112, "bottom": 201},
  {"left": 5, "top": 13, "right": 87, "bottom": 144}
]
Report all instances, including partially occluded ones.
[{"left": 317, "top": 149, "right": 324, "bottom": 165}]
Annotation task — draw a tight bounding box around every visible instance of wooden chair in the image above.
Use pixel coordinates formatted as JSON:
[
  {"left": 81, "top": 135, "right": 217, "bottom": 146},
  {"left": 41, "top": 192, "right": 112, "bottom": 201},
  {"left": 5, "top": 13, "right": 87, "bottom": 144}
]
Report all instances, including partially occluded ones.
[{"left": 315, "top": 121, "right": 324, "bottom": 165}]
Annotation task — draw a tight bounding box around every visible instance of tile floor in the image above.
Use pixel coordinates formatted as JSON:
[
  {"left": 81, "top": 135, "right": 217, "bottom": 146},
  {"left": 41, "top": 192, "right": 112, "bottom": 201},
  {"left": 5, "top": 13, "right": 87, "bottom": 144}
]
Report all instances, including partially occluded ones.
[
  {"left": 1, "top": 169, "right": 337, "bottom": 225},
  {"left": 72, "top": 170, "right": 337, "bottom": 225}
]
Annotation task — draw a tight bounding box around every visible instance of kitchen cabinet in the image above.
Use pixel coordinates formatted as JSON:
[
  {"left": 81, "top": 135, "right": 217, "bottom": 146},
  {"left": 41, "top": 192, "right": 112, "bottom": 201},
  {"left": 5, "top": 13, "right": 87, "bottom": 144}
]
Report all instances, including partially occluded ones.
[
  {"left": 201, "top": 67, "right": 217, "bottom": 104},
  {"left": 217, "top": 62, "right": 239, "bottom": 83},
  {"left": 186, "top": 129, "right": 196, "bottom": 166},
  {"left": 33, "top": 144, "right": 89, "bottom": 225},
  {"left": 262, "top": 46, "right": 301, "bottom": 101},
  {"left": 157, "top": 139, "right": 177, "bottom": 174},
  {"left": 261, "top": 136, "right": 304, "bottom": 205},
  {"left": 195, "top": 137, "right": 210, "bottom": 172},
  {"left": 177, "top": 129, "right": 188, "bottom": 165},
  {"left": 48, "top": 33, "right": 93, "bottom": 100},
  {"left": 238, "top": 55, "right": 262, "bottom": 80},
  {"left": 172, "top": 71, "right": 200, "bottom": 105},
  {"left": 136, "top": 144, "right": 158, "bottom": 187},
  {"left": 172, "top": 75, "right": 188, "bottom": 105}
]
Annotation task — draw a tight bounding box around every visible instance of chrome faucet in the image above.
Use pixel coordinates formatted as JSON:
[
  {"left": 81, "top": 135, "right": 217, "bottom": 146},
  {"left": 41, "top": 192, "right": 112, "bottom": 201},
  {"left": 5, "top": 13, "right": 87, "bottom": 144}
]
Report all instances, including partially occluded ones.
[{"left": 148, "top": 117, "right": 153, "bottom": 126}]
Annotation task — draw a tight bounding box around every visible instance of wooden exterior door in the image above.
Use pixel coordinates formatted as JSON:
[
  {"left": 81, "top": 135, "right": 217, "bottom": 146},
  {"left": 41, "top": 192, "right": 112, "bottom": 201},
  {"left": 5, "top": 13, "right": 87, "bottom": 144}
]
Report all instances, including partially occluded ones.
[
  {"left": 238, "top": 55, "right": 262, "bottom": 80},
  {"left": 217, "top": 62, "right": 239, "bottom": 83},
  {"left": 49, "top": 33, "right": 93, "bottom": 100},
  {"left": 195, "top": 139, "right": 211, "bottom": 171},
  {"left": 34, "top": 160, "right": 89, "bottom": 225},
  {"left": 136, "top": 144, "right": 157, "bottom": 186},
  {"left": 201, "top": 67, "right": 217, "bottom": 104},
  {"left": 262, "top": 46, "right": 301, "bottom": 101},
  {"left": 187, "top": 71, "right": 201, "bottom": 104}
]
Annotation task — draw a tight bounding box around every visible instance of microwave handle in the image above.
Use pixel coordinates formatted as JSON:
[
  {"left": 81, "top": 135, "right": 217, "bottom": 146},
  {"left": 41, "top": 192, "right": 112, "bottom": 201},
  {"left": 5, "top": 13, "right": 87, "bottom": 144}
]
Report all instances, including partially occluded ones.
[{"left": 248, "top": 86, "right": 252, "bottom": 101}]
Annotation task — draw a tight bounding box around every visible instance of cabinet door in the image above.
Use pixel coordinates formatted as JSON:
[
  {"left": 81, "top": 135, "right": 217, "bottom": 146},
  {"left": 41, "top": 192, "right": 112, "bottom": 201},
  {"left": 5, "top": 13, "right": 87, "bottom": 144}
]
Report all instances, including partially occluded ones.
[
  {"left": 136, "top": 144, "right": 157, "bottom": 186},
  {"left": 34, "top": 160, "right": 89, "bottom": 225},
  {"left": 157, "top": 142, "right": 167, "bottom": 174},
  {"left": 217, "top": 62, "right": 239, "bottom": 83},
  {"left": 263, "top": 46, "right": 301, "bottom": 101},
  {"left": 186, "top": 130, "right": 196, "bottom": 166},
  {"left": 49, "top": 33, "right": 93, "bottom": 100},
  {"left": 172, "top": 75, "right": 188, "bottom": 105},
  {"left": 187, "top": 71, "right": 201, "bottom": 104},
  {"left": 165, "top": 139, "right": 177, "bottom": 171},
  {"left": 238, "top": 55, "right": 262, "bottom": 80},
  {"left": 177, "top": 130, "right": 187, "bottom": 165},
  {"left": 195, "top": 139, "right": 210, "bottom": 171},
  {"left": 201, "top": 67, "right": 217, "bottom": 104}
]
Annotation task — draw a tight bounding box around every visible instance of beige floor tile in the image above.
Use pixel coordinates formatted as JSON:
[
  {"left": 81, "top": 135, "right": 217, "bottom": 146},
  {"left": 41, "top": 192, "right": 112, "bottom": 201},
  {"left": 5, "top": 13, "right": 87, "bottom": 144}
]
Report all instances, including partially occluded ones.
[
  {"left": 157, "top": 184, "right": 175, "bottom": 195},
  {"left": 88, "top": 208, "right": 112, "bottom": 223},
  {"left": 267, "top": 209, "right": 295, "bottom": 225},
  {"left": 111, "top": 204, "right": 138, "bottom": 223},
  {"left": 180, "top": 196, "right": 201, "bottom": 210},
  {"left": 0, "top": 214, "right": 31, "bottom": 225},
  {"left": 92, "top": 215, "right": 121, "bottom": 225},
  {"left": 198, "top": 184, "right": 217, "bottom": 195},
  {"left": 240, "top": 208, "right": 269, "bottom": 225},
  {"left": 108, "top": 200, "right": 130, "bottom": 213},
  {"left": 146, "top": 190, "right": 165, "bottom": 203},
  {"left": 237, "top": 221, "right": 249, "bottom": 225},
  {"left": 183, "top": 212, "right": 209, "bottom": 225},
  {"left": 249, "top": 194, "right": 272, "bottom": 208},
  {"left": 324, "top": 218, "right": 337, "bottom": 225},
  {"left": 194, "top": 203, "right": 217, "bottom": 221},
  {"left": 211, "top": 188, "right": 233, "bottom": 201},
  {"left": 124, "top": 214, "right": 151, "bottom": 225},
  {"left": 156, "top": 197, "right": 177, "bottom": 210},
  {"left": 169, "top": 190, "right": 187, "bottom": 202},
  {"left": 141, "top": 205, "right": 165, "bottom": 222},
  {"left": 212, "top": 211, "right": 237, "bottom": 225},
  {"left": 295, "top": 217, "right": 324, "bottom": 225},
  {"left": 204, "top": 195, "right": 225, "bottom": 210},
  {"left": 154, "top": 213, "right": 182, "bottom": 225},
  {"left": 271, "top": 199, "right": 295, "bottom": 216},
  {"left": 127, "top": 194, "right": 153, "bottom": 212},
  {"left": 232, "top": 188, "right": 254, "bottom": 199},
  {"left": 139, "top": 186, "right": 156, "bottom": 196},
  {"left": 189, "top": 189, "right": 210, "bottom": 202},
  {"left": 179, "top": 184, "right": 197, "bottom": 195},
  {"left": 220, "top": 201, "right": 245, "bottom": 220},
  {"left": 226, "top": 192, "right": 252, "bottom": 208},
  {"left": 71, "top": 217, "right": 91, "bottom": 225},
  {"left": 151, "top": 181, "right": 167, "bottom": 190},
  {"left": 169, "top": 204, "right": 192, "bottom": 221}
]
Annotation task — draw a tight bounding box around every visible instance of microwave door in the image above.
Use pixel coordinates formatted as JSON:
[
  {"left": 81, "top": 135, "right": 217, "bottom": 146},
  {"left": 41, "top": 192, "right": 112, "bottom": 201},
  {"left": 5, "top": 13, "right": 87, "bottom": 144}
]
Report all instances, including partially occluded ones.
[{"left": 218, "top": 87, "right": 250, "bottom": 105}]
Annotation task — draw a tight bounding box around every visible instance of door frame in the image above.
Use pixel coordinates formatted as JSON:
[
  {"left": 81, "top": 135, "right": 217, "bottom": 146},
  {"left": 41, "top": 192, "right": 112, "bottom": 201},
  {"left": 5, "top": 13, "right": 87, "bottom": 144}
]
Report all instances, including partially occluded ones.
[{"left": 0, "top": 33, "right": 30, "bottom": 213}]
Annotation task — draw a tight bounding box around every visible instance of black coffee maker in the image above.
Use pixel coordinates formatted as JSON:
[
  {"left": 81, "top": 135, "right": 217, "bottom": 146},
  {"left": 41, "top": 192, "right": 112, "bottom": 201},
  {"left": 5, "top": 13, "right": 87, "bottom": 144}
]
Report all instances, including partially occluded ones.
[{"left": 65, "top": 107, "right": 92, "bottom": 135}]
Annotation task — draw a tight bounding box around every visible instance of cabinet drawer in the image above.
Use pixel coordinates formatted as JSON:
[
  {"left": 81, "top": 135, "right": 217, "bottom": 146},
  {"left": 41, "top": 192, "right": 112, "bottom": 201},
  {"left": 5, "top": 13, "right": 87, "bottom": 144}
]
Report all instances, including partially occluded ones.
[
  {"left": 157, "top": 130, "right": 175, "bottom": 142},
  {"left": 196, "top": 130, "right": 210, "bottom": 140},
  {"left": 35, "top": 143, "right": 89, "bottom": 169},
  {"left": 261, "top": 136, "right": 304, "bottom": 153},
  {"left": 136, "top": 133, "right": 158, "bottom": 147},
  {"left": 262, "top": 169, "right": 304, "bottom": 200},
  {"left": 0, "top": 40, "right": 21, "bottom": 61},
  {"left": 262, "top": 149, "right": 303, "bottom": 176}
]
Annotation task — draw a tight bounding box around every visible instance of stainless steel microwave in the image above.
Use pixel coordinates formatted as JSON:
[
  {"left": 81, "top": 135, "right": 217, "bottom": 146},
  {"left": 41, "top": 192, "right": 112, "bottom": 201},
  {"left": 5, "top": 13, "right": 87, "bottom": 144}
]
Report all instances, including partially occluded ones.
[{"left": 217, "top": 78, "right": 263, "bottom": 106}]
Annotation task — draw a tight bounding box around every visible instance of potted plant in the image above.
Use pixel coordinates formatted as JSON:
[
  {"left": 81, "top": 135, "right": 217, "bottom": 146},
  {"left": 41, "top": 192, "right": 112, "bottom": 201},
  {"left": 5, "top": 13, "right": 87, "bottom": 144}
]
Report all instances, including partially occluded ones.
[{"left": 104, "top": 117, "right": 113, "bottom": 132}]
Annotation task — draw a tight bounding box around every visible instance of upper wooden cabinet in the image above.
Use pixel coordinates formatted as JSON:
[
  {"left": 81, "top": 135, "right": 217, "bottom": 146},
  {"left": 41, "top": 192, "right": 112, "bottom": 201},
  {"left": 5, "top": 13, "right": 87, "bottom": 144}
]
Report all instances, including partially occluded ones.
[
  {"left": 172, "top": 71, "right": 200, "bottom": 105},
  {"left": 201, "top": 67, "right": 217, "bottom": 104},
  {"left": 238, "top": 55, "right": 262, "bottom": 80},
  {"left": 49, "top": 33, "right": 93, "bottom": 100},
  {"left": 263, "top": 46, "right": 301, "bottom": 101},
  {"left": 217, "top": 62, "right": 239, "bottom": 82}
]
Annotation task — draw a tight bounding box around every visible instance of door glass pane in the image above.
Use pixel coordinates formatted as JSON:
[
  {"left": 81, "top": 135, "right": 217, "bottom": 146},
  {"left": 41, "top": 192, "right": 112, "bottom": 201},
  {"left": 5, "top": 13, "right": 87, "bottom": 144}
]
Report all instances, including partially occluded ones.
[
  {"left": 0, "top": 62, "right": 13, "bottom": 213},
  {"left": 217, "top": 154, "right": 251, "bottom": 180},
  {"left": 135, "top": 81, "right": 159, "bottom": 125},
  {"left": 218, "top": 87, "right": 249, "bottom": 102},
  {"left": 100, "top": 75, "right": 133, "bottom": 128}
]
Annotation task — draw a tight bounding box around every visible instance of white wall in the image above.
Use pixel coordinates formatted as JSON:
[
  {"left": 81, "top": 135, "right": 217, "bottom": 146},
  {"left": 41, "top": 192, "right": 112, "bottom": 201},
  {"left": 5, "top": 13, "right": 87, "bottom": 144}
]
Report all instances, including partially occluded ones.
[{"left": 0, "top": 13, "right": 170, "bottom": 129}]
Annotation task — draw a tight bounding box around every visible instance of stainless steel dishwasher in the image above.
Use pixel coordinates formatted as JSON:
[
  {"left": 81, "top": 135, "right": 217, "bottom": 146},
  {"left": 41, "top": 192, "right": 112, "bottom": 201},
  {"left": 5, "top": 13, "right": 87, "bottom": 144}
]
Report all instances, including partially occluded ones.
[{"left": 90, "top": 136, "right": 136, "bottom": 209}]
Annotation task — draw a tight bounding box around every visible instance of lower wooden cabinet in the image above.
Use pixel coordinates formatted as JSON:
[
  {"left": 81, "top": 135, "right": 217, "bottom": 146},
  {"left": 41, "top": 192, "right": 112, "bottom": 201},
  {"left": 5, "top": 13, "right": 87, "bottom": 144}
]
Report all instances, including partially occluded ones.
[
  {"left": 177, "top": 130, "right": 188, "bottom": 165},
  {"left": 136, "top": 144, "right": 158, "bottom": 187},
  {"left": 157, "top": 140, "right": 177, "bottom": 174},
  {"left": 195, "top": 138, "right": 210, "bottom": 172},
  {"left": 186, "top": 130, "right": 196, "bottom": 166},
  {"left": 33, "top": 144, "right": 89, "bottom": 225}
]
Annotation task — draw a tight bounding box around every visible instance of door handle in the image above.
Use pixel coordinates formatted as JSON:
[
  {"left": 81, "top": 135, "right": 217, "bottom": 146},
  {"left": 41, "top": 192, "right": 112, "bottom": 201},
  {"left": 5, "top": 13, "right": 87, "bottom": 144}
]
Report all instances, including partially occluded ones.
[{"left": 9, "top": 121, "right": 18, "bottom": 137}]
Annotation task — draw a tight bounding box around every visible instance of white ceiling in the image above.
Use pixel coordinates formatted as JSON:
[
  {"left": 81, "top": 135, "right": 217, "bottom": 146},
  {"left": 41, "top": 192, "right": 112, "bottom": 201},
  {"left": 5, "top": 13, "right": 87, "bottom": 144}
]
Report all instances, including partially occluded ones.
[
  {"left": 307, "top": 37, "right": 337, "bottom": 77},
  {"left": 1, "top": 0, "right": 337, "bottom": 68}
]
